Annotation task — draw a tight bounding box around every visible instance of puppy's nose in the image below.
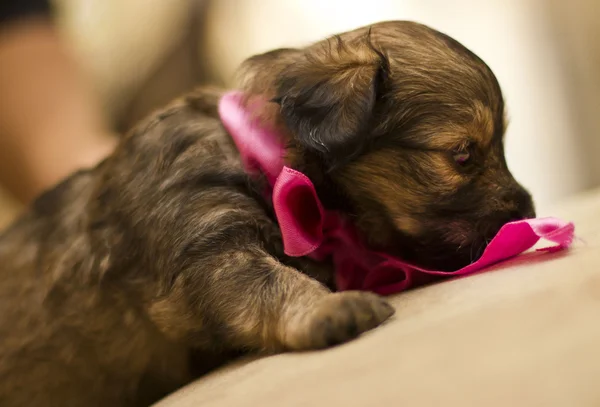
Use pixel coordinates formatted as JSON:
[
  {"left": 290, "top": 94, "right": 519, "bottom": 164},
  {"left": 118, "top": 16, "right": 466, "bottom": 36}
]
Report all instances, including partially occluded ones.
[
  {"left": 519, "top": 205, "right": 536, "bottom": 220},
  {"left": 509, "top": 188, "right": 536, "bottom": 220}
]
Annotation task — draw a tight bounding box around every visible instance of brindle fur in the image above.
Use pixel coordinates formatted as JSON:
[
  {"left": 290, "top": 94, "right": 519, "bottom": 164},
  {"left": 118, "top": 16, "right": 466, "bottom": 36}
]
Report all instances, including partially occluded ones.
[{"left": 0, "top": 21, "right": 533, "bottom": 406}]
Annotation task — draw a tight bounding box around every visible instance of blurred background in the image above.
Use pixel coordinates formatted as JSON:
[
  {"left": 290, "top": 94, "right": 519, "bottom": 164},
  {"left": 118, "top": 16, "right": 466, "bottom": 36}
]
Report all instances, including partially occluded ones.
[{"left": 0, "top": 0, "right": 598, "bottom": 228}]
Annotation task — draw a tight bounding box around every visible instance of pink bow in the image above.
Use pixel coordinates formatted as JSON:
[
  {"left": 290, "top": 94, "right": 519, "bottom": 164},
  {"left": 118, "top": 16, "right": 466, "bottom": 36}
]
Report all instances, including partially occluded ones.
[{"left": 219, "top": 91, "right": 576, "bottom": 295}]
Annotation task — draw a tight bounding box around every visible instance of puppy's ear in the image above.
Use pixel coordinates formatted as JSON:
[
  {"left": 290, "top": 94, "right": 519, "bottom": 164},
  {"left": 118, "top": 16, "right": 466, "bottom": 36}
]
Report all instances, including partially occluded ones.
[{"left": 274, "top": 36, "right": 389, "bottom": 167}]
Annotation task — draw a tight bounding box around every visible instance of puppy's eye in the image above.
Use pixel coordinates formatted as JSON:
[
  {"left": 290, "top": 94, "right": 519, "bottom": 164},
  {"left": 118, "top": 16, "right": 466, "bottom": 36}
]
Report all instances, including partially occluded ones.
[{"left": 452, "top": 149, "right": 471, "bottom": 165}]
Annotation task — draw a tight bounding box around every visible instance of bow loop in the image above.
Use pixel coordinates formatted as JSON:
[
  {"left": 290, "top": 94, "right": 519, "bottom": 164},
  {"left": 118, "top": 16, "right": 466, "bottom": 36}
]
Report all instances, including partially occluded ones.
[{"left": 272, "top": 167, "right": 325, "bottom": 257}]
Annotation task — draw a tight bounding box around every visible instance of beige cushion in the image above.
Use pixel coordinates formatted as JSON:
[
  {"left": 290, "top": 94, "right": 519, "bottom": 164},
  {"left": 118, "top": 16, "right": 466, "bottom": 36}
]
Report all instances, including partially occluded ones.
[{"left": 155, "top": 188, "right": 600, "bottom": 407}]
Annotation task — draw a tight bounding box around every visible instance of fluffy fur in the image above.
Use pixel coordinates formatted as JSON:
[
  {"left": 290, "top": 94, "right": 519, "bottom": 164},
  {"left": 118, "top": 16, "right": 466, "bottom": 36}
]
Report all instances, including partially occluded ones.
[{"left": 0, "top": 21, "right": 533, "bottom": 406}]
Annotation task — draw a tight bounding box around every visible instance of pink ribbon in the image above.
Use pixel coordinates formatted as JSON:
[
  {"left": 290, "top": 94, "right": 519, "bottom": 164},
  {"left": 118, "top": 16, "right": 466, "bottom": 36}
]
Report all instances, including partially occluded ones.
[{"left": 219, "top": 91, "right": 576, "bottom": 295}]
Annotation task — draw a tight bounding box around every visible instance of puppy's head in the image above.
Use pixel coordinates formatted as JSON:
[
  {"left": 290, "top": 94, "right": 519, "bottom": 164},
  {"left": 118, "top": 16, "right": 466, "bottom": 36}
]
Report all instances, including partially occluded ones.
[{"left": 239, "top": 21, "right": 535, "bottom": 271}]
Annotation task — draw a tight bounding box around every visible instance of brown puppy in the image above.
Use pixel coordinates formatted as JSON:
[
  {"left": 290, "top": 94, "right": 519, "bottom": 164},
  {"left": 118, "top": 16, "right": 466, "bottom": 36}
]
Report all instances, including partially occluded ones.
[{"left": 0, "top": 21, "right": 534, "bottom": 406}]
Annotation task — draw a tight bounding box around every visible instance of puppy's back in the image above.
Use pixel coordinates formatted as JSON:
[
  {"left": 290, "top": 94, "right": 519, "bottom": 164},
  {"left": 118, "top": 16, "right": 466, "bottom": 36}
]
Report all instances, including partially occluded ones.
[{"left": 0, "top": 171, "right": 189, "bottom": 407}]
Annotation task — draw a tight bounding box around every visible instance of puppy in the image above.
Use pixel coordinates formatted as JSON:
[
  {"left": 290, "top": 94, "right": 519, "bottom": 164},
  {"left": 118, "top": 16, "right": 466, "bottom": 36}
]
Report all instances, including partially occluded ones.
[{"left": 0, "top": 21, "right": 534, "bottom": 406}]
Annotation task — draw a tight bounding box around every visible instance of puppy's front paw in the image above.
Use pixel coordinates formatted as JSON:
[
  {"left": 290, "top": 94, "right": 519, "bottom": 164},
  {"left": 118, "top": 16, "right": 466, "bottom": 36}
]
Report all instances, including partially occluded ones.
[{"left": 284, "top": 291, "right": 394, "bottom": 350}]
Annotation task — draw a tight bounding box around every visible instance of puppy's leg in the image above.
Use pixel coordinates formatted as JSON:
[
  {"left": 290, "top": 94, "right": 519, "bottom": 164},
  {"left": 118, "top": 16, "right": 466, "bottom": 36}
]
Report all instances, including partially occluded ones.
[
  {"left": 212, "top": 249, "right": 394, "bottom": 351},
  {"left": 161, "top": 247, "right": 394, "bottom": 352}
]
